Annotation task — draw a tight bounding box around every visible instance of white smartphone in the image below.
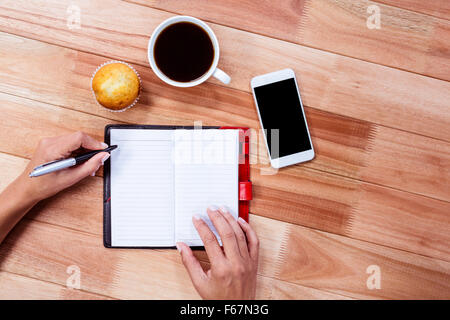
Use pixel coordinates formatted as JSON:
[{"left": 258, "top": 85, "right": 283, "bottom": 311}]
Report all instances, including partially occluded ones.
[{"left": 251, "top": 68, "right": 314, "bottom": 168}]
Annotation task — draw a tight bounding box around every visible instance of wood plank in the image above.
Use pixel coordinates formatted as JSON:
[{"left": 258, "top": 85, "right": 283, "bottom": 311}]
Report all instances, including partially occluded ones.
[
  {"left": 251, "top": 165, "right": 450, "bottom": 261},
  {"left": 257, "top": 276, "right": 353, "bottom": 300},
  {"left": 0, "top": 162, "right": 448, "bottom": 299},
  {"left": 128, "top": 0, "right": 450, "bottom": 81},
  {"left": 0, "top": 33, "right": 449, "bottom": 203},
  {"left": 374, "top": 0, "right": 450, "bottom": 20},
  {"left": 0, "top": 0, "right": 447, "bottom": 301},
  {"left": 0, "top": 152, "right": 352, "bottom": 300},
  {"left": 0, "top": 94, "right": 448, "bottom": 261},
  {"left": 0, "top": 271, "right": 114, "bottom": 299},
  {"left": 0, "top": 1, "right": 449, "bottom": 141},
  {"left": 0, "top": 220, "right": 201, "bottom": 299},
  {"left": 0, "top": 214, "right": 352, "bottom": 299},
  {"left": 276, "top": 221, "right": 450, "bottom": 299}
]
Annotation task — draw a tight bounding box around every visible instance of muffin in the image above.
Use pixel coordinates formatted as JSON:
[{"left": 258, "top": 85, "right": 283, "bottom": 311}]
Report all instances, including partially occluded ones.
[{"left": 91, "top": 61, "right": 141, "bottom": 112}]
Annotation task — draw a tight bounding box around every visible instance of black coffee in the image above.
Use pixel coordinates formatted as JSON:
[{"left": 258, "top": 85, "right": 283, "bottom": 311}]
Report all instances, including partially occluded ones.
[{"left": 154, "top": 22, "right": 214, "bottom": 82}]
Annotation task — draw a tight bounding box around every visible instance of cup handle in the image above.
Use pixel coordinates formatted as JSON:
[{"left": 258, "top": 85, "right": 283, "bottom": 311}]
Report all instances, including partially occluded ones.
[{"left": 213, "top": 68, "right": 231, "bottom": 84}]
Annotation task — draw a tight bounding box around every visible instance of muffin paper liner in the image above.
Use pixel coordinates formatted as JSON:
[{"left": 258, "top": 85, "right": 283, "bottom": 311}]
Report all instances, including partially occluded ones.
[{"left": 91, "top": 60, "right": 142, "bottom": 113}]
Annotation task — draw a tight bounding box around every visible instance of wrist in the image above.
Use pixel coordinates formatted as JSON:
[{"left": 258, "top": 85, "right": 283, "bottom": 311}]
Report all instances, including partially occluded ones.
[
  {"left": 13, "top": 172, "right": 41, "bottom": 207},
  {"left": 0, "top": 172, "right": 40, "bottom": 244}
]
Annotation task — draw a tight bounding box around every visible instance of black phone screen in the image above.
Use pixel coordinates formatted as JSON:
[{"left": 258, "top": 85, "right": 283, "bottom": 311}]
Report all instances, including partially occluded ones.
[{"left": 253, "top": 78, "right": 312, "bottom": 159}]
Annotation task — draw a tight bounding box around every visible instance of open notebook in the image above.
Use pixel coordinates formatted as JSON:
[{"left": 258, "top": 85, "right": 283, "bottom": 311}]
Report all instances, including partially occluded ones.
[{"left": 103, "top": 125, "right": 244, "bottom": 248}]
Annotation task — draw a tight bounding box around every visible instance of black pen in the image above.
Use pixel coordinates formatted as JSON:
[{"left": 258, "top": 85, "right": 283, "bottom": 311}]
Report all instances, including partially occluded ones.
[{"left": 29, "top": 145, "right": 118, "bottom": 177}]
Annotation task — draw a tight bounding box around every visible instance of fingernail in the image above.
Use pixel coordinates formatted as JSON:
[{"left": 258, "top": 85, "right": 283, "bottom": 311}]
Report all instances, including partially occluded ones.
[
  {"left": 193, "top": 214, "right": 202, "bottom": 221},
  {"left": 101, "top": 142, "right": 108, "bottom": 149},
  {"left": 101, "top": 153, "right": 110, "bottom": 165},
  {"left": 238, "top": 217, "right": 247, "bottom": 224},
  {"left": 219, "top": 206, "right": 228, "bottom": 214},
  {"left": 176, "top": 242, "right": 183, "bottom": 253},
  {"left": 208, "top": 205, "right": 219, "bottom": 211},
  {"left": 91, "top": 171, "right": 96, "bottom": 177}
]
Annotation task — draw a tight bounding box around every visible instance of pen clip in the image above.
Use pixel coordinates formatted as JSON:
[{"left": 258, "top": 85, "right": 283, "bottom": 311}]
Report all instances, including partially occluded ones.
[{"left": 32, "top": 159, "right": 62, "bottom": 170}]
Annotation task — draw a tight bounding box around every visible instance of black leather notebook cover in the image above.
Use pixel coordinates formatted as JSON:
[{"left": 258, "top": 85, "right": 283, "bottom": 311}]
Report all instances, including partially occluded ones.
[{"left": 103, "top": 124, "right": 251, "bottom": 249}]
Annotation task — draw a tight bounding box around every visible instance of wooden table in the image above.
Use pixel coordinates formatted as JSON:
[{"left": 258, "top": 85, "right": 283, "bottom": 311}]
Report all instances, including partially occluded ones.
[{"left": 0, "top": 0, "right": 449, "bottom": 300}]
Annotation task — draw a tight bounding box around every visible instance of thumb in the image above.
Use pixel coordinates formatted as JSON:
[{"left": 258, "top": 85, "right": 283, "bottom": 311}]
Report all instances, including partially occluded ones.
[
  {"left": 70, "top": 152, "right": 110, "bottom": 180},
  {"left": 176, "top": 242, "right": 208, "bottom": 289}
]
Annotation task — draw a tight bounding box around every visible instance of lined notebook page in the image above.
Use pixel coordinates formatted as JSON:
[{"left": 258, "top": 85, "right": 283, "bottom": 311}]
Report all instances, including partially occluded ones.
[
  {"left": 110, "top": 129, "right": 175, "bottom": 247},
  {"left": 174, "top": 129, "right": 239, "bottom": 246}
]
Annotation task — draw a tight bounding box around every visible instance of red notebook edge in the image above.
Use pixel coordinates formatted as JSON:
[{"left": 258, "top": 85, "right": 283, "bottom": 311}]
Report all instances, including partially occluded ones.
[{"left": 219, "top": 126, "right": 252, "bottom": 223}]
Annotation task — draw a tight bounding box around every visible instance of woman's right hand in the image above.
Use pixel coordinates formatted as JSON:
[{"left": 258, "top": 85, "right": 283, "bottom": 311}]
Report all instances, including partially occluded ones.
[
  {"left": 176, "top": 206, "right": 259, "bottom": 300},
  {"left": 18, "top": 131, "right": 110, "bottom": 203}
]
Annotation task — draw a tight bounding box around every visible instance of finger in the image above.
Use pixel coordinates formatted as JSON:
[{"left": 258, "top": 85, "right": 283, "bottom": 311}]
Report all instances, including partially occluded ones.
[
  {"left": 192, "top": 215, "right": 225, "bottom": 263},
  {"left": 176, "top": 242, "right": 208, "bottom": 290},
  {"left": 206, "top": 206, "right": 241, "bottom": 261},
  {"left": 218, "top": 206, "right": 249, "bottom": 259},
  {"left": 64, "top": 152, "right": 110, "bottom": 183},
  {"left": 60, "top": 131, "right": 106, "bottom": 154},
  {"left": 237, "top": 217, "right": 259, "bottom": 263}
]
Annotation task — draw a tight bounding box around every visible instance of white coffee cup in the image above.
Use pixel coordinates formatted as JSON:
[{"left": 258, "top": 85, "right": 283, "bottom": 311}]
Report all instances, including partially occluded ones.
[{"left": 148, "top": 16, "right": 230, "bottom": 87}]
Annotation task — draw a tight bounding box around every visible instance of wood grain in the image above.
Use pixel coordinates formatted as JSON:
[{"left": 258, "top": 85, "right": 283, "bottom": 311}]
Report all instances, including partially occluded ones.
[
  {"left": 0, "top": 93, "right": 448, "bottom": 262},
  {"left": 0, "top": 219, "right": 353, "bottom": 299},
  {"left": 0, "top": 161, "right": 352, "bottom": 300},
  {"left": 276, "top": 223, "right": 450, "bottom": 299},
  {"left": 0, "top": 0, "right": 448, "bottom": 300},
  {"left": 128, "top": 0, "right": 450, "bottom": 81},
  {"left": 374, "top": 0, "right": 450, "bottom": 20},
  {"left": 0, "top": 1, "right": 449, "bottom": 141},
  {"left": 0, "top": 33, "right": 448, "bottom": 203},
  {"left": 0, "top": 271, "right": 114, "bottom": 299},
  {"left": 251, "top": 165, "right": 450, "bottom": 260},
  {"left": 0, "top": 153, "right": 448, "bottom": 299}
]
